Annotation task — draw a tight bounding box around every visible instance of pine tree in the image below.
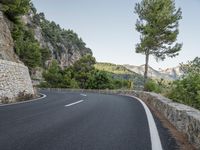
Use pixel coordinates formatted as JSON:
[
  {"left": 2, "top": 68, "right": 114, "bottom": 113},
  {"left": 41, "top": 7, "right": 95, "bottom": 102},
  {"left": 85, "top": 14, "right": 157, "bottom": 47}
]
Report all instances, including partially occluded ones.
[
  {"left": 134, "top": 0, "right": 182, "bottom": 83},
  {"left": 1, "top": 0, "right": 31, "bottom": 22}
]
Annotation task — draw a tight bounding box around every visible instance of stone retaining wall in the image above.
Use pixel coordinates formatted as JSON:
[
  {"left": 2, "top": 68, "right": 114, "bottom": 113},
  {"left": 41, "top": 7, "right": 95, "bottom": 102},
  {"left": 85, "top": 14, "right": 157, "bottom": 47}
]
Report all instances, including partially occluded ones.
[
  {"left": 0, "top": 59, "right": 34, "bottom": 102},
  {"left": 42, "top": 88, "right": 200, "bottom": 149},
  {"left": 135, "top": 91, "right": 200, "bottom": 149}
]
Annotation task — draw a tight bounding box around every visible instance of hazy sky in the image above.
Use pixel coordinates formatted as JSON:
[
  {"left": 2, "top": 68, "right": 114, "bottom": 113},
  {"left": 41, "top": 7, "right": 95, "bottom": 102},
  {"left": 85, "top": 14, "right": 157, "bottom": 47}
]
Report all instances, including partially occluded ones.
[{"left": 32, "top": 0, "right": 200, "bottom": 70}]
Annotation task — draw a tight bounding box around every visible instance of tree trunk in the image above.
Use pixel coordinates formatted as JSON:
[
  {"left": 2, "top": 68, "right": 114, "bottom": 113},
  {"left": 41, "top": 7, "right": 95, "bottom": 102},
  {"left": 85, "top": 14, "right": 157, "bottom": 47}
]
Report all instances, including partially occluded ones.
[{"left": 144, "top": 51, "right": 149, "bottom": 85}]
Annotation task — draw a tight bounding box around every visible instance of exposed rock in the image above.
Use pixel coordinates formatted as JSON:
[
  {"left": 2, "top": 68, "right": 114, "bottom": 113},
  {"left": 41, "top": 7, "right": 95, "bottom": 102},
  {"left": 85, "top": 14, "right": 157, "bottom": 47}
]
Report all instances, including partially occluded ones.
[
  {"left": 124, "top": 64, "right": 184, "bottom": 80},
  {"left": 159, "top": 66, "right": 184, "bottom": 79},
  {"left": 33, "top": 26, "right": 46, "bottom": 47},
  {"left": 21, "top": 11, "right": 92, "bottom": 69},
  {"left": 0, "top": 11, "right": 20, "bottom": 63},
  {"left": 31, "top": 67, "right": 44, "bottom": 86}
]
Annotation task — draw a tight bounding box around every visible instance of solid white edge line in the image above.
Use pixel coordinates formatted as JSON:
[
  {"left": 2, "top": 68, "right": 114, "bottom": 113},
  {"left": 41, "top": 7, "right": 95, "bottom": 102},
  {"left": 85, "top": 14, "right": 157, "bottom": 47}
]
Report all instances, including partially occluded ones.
[
  {"left": 0, "top": 93, "right": 47, "bottom": 107},
  {"left": 65, "top": 100, "right": 84, "bottom": 107},
  {"left": 126, "top": 95, "right": 163, "bottom": 150}
]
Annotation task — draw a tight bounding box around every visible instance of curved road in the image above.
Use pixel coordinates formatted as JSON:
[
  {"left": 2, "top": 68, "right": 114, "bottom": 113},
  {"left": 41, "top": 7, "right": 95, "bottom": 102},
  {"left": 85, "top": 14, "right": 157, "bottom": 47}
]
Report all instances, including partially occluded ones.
[{"left": 0, "top": 90, "right": 178, "bottom": 150}]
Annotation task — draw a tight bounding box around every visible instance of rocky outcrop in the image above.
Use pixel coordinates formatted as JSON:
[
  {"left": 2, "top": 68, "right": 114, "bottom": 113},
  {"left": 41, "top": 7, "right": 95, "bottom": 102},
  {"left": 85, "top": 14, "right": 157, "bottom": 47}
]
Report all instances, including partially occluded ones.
[
  {"left": 159, "top": 66, "right": 184, "bottom": 79},
  {"left": 0, "top": 59, "right": 35, "bottom": 103},
  {"left": 124, "top": 64, "right": 184, "bottom": 80},
  {"left": 22, "top": 11, "right": 92, "bottom": 69},
  {"left": 0, "top": 9, "right": 35, "bottom": 102},
  {"left": 0, "top": 11, "right": 19, "bottom": 63}
]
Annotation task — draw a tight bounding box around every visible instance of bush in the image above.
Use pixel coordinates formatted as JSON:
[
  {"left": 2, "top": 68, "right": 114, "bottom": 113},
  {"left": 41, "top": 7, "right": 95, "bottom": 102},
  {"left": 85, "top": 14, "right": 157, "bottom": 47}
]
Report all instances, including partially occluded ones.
[
  {"left": 12, "top": 24, "right": 47, "bottom": 69},
  {"left": 42, "top": 60, "right": 63, "bottom": 88},
  {"left": 167, "top": 73, "right": 200, "bottom": 109},
  {"left": 144, "top": 79, "right": 161, "bottom": 93},
  {"left": 16, "top": 90, "right": 34, "bottom": 102},
  {"left": 86, "top": 70, "right": 113, "bottom": 89},
  {"left": 167, "top": 57, "right": 200, "bottom": 110},
  {"left": 41, "top": 56, "right": 131, "bottom": 90},
  {"left": 1, "top": 0, "right": 31, "bottom": 22},
  {"left": 1, "top": 97, "right": 9, "bottom": 104}
]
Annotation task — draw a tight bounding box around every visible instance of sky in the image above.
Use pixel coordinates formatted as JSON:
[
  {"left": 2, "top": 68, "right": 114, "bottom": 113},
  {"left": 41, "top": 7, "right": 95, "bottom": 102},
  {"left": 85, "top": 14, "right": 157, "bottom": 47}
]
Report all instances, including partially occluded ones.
[{"left": 32, "top": 0, "right": 200, "bottom": 70}]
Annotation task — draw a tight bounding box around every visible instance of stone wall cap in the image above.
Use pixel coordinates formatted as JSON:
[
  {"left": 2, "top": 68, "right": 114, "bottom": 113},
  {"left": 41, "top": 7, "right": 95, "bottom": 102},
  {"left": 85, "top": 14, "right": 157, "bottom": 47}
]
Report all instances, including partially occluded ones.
[{"left": 141, "top": 91, "right": 200, "bottom": 121}]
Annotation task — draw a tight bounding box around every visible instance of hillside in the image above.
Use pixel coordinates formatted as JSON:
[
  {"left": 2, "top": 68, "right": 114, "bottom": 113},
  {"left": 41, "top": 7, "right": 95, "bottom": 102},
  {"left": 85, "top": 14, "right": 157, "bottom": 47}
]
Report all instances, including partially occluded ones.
[
  {"left": 124, "top": 64, "right": 183, "bottom": 80},
  {"left": 95, "top": 63, "right": 144, "bottom": 88},
  {"left": 25, "top": 9, "right": 92, "bottom": 68},
  {"left": 0, "top": 1, "right": 92, "bottom": 69},
  {"left": 0, "top": 1, "right": 93, "bottom": 85}
]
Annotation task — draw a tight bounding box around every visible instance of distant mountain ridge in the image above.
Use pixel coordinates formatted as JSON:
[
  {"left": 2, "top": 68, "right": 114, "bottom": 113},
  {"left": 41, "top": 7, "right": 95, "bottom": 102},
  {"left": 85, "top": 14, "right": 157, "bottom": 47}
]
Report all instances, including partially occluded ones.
[{"left": 124, "top": 64, "right": 184, "bottom": 80}]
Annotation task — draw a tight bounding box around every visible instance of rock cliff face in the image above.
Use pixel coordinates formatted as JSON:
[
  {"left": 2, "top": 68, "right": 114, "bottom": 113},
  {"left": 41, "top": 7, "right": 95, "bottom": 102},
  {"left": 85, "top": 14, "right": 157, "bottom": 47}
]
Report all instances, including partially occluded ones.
[
  {"left": 159, "top": 66, "right": 184, "bottom": 79},
  {"left": 124, "top": 64, "right": 184, "bottom": 80},
  {"left": 0, "top": 11, "right": 19, "bottom": 63},
  {"left": 0, "top": 10, "right": 35, "bottom": 102},
  {"left": 0, "top": 2, "right": 93, "bottom": 89},
  {"left": 0, "top": 8, "right": 92, "bottom": 68},
  {"left": 22, "top": 11, "right": 92, "bottom": 68}
]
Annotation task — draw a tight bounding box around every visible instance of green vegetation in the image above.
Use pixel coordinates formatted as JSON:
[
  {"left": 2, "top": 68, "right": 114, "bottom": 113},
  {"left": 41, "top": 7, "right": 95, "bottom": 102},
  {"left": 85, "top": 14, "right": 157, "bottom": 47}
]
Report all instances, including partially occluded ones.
[
  {"left": 0, "top": 1, "right": 51, "bottom": 69},
  {"left": 95, "top": 63, "right": 144, "bottom": 89},
  {"left": 12, "top": 24, "right": 44, "bottom": 68},
  {"left": 1, "top": 0, "right": 90, "bottom": 70},
  {"left": 134, "top": 0, "right": 182, "bottom": 82},
  {"left": 33, "top": 12, "right": 92, "bottom": 57},
  {"left": 2, "top": 1, "right": 125, "bottom": 90},
  {"left": 41, "top": 56, "right": 133, "bottom": 90},
  {"left": 72, "top": 54, "right": 96, "bottom": 89},
  {"left": 143, "top": 57, "right": 200, "bottom": 110},
  {"left": 166, "top": 57, "right": 200, "bottom": 109},
  {"left": 12, "top": 22, "right": 52, "bottom": 69},
  {"left": 95, "top": 63, "right": 134, "bottom": 74},
  {"left": 144, "top": 79, "right": 162, "bottom": 93},
  {"left": 1, "top": 0, "right": 30, "bottom": 22},
  {"left": 42, "top": 60, "right": 64, "bottom": 88},
  {"left": 3, "top": 0, "right": 199, "bottom": 110}
]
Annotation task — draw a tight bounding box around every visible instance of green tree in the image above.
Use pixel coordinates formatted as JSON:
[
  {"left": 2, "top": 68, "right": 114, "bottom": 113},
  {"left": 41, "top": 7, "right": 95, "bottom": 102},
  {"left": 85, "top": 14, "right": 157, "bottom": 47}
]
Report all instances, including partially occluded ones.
[
  {"left": 144, "top": 79, "right": 161, "bottom": 93},
  {"left": 1, "top": 0, "right": 31, "bottom": 22},
  {"left": 181, "top": 57, "right": 200, "bottom": 75},
  {"left": 19, "top": 42, "right": 41, "bottom": 68},
  {"left": 12, "top": 25, "right": 41, "bottom": 68},
  {"left": 87, "top": 70, "right": 113, "bottom": 89},
  {"left": 167, "top": 57, "right": 200, "bottom": 109},
  {"left": 43, "top": 60, "right": 63, "bottom": 87},
  {"left": 40, "top": 48, "right": 51, "bottom": 67},
  {"left": 134, "top": 0, "right": 182, "bottom": 83},
  {"left": 73, "top": 54, "right": 96, "bottom": 88}
]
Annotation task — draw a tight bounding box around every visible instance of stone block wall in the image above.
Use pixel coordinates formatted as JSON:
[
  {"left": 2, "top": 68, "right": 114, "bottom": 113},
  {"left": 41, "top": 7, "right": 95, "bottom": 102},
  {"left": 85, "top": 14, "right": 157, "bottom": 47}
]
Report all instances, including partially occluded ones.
[
  {"left": 135, "top": 91, "right": 200, "bottom": 149},
  {"left": 0, "top": 59, "right": 34, "bottom": 102}
]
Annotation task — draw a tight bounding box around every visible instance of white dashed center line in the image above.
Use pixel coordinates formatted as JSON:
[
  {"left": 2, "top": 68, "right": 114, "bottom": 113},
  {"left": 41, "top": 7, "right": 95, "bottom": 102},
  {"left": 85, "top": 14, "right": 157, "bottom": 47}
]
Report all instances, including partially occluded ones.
[
  {"left": 80, "top": 94, "right": 87, "bottom": 97},
  {"left": 65, "top": 100, "right": 84, "bottom": 107}
]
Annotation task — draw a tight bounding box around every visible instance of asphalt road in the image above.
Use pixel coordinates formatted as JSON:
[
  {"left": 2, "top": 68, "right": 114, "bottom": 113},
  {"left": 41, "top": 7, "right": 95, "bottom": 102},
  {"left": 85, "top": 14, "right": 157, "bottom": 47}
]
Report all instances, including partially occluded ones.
[{"left": 0, "top": 90, "right": 179, "bottom": 150}]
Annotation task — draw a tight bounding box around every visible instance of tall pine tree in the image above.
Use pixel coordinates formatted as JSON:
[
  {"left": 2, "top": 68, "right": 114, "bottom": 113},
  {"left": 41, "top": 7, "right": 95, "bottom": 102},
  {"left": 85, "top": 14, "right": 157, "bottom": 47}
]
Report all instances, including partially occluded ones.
[{"left": 134, "top": 0, "right": 182, "bottom": 84}]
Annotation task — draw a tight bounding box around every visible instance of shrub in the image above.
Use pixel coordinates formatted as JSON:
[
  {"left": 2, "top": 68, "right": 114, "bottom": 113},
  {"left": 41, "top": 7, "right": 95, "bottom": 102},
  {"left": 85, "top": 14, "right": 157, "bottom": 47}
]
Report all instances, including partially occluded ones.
[
  {"left": 167, "top": 73, "right": 200, "bottom": 109},
  {"left": 16, "top": 90, "right": 34, "bottom": 102},
  {"left": 144, "top": 79, "right": 161, "bottom": 93},
  {"left": 1, "top": 0, "right": 31, "bottom": 22},
  {"left": 1, "top": 97, "right": 9, "bottom": 104},
  {"left": 167, "top": 57, "right": 200, "bottom": 110}
]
